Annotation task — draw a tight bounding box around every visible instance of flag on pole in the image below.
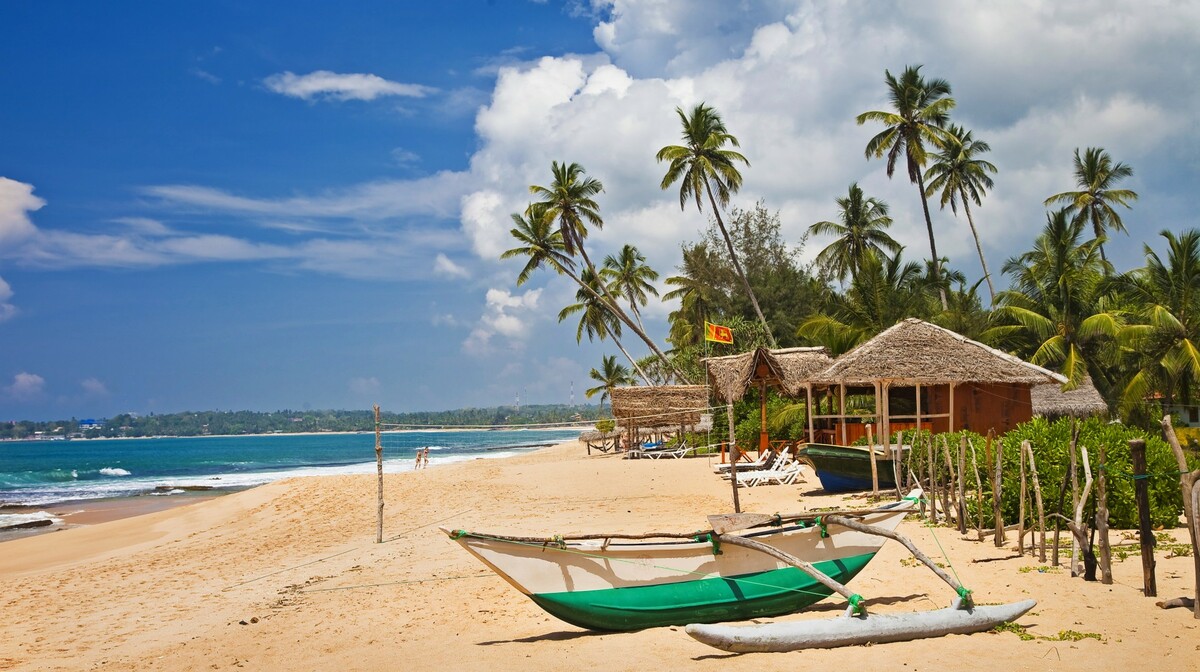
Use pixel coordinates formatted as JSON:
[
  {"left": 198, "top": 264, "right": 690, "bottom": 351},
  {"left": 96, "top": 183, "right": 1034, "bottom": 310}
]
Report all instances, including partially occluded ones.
[{"left": 704, "top": 321, "right": 733, "bottom": 345}]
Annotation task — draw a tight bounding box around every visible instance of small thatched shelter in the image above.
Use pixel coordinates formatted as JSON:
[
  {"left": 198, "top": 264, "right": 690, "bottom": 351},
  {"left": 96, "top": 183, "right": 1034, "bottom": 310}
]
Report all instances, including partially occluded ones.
[
  {"left": 1031, "top": 375, "right": 1109, "bottom": 418},
  {"left": 705, "top": 347, "right": 833, "bottom": 450},
  {"left": 812, "top": 318, "right": 1066, "bottom": 445},
  {"left": 610, "top": 385, "right": 710, "bottom": 447}
]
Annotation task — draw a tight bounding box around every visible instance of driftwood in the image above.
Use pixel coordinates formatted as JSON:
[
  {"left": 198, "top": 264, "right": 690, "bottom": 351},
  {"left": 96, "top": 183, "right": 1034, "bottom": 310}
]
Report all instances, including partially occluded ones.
[
  {"left": 1069, "top": 445, "right": 1095, "bottom": 578},
  {"left": 1157, "top": 597, "right": 1197, "bottom": 610},
  {"left": 970, "top": 523, "right": 1021, "bottom": 541},
  {"left": 1161, "top": 415, "right": 1200, "bottom": 618}
]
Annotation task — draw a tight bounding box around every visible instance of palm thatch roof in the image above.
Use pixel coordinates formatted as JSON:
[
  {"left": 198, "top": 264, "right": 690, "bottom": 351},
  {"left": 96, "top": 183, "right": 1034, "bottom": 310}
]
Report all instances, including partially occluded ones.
[
  {"left": 704, "top": 347, "right": 834, "bottom": 402},
  {"left": 816, "top": 318, "right": 1067, "bottom": 386},
  {"left": 1031, "top": 375, "right": 1109, "bottom": 418},
  {"left": 578, "top": 430, "right": 620, "bottom": 442},
  {"left": 610, "top": 385, "right": 709, "bottom": 427}
]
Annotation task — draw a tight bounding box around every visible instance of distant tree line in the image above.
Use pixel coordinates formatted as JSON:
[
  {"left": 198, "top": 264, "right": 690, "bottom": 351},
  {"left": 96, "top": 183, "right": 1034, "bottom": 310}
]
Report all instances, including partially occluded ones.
[{"left": 0, "top": 404, "right": 604, "bottom": 441}]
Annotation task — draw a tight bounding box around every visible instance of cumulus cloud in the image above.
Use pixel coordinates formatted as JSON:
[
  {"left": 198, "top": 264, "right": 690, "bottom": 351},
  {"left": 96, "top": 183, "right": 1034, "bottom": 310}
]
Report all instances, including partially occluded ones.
[
  {"left": 433, "top": 253, "right": 470, "bottom": 279},
  {"left": 0, "top": 276, "right": 16, "bottom": 322},
  {"left": 463, "top": 288, "right": 542, "bottom": 355},
  {"left": 6, "top": 372, "right": 46, "bottom": 401},
  {"left": 0, "top": 177, "right": 44, "bottom": 245},
  {"left": 264, "top": 70, "right": 435, "bottom": 101},
  {"left": 80, "top": 377, "right": 109, "bottom": 396}
]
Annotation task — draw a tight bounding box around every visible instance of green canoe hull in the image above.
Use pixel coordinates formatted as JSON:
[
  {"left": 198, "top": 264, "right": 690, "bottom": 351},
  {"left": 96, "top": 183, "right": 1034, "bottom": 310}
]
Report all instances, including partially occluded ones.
[
  {"left": 798, "top": 443, "right": 898, "bottom": 493},
  {"left": 528, "top": 552, "right": 875, "bottom": 631}
]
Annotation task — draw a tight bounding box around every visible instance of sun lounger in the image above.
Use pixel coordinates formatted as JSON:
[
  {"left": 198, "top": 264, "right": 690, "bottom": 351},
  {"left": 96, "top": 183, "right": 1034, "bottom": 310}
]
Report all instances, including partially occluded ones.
[
  {"left": 721, "top": 447, "right": 791, "bottom": 480},
  {"left": 646, "top": 441, "right": 691, "bottom": 459},
  {"left": 741, "top": 462, "right": 807, "bottom": 487},
  {"left": 712, "top": 448, "right": 776, "bottom": 473}
]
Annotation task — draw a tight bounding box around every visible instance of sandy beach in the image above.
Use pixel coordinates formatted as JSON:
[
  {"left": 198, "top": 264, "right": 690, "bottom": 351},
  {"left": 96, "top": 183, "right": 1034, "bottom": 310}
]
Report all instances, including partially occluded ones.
[{"left": 1, "top": 440, "right": 1197, "bottom": 671}]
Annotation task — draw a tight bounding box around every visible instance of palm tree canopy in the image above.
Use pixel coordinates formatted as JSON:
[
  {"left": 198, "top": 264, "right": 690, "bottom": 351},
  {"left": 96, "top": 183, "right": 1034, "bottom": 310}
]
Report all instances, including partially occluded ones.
[
  {"left": 809, "top": 182, "right": 902, "bottom": 283},
  {"left": 586, "top": 355, "right": 635, "bottom": 410},
  {"left": 500, "top": 205, "right": 574, "bottom": 285},
  {"left": 558, "top": 267, "right": 622, "bottom": 344},
  {"left": 856, "top": 65, "right": 955, "bottom": 183},
  {"left": 529, "top": 161, "right": 605, "bottom": 257},
  {"left": 656, "top": 103, "right": 750, "bottom": 212},
  {"left": 924, "top": 124, "right": 997, "bottom": 213},
  {"left": 1044, "top": 146, "right": 1138, "bottom": 242},
  {"left": 601, "top": 244, "right": 660, "bottom": 316}
]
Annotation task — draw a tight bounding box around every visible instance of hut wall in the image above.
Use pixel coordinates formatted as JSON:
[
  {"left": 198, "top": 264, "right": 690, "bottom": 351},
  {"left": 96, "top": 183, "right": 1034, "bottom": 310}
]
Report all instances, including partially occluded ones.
[{"left": 950, "top": 382, "right": 1033, "bottom": 434}]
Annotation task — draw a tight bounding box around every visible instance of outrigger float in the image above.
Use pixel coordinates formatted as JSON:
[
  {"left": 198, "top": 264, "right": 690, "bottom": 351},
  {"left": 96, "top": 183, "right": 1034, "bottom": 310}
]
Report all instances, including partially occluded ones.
[{"left": 444, "top": 489, "right": 1036, "bottom": 648}]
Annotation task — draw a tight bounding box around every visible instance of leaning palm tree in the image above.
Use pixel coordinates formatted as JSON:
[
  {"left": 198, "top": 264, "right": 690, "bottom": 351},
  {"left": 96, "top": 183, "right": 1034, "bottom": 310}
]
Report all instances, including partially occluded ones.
[
  {"left": 924, "top": 124, "right": 999, "bottom": 302},
  {"left": 601, "top": 244, "right": 659, "bottom": 333},
  {"left": 657, "top": 103, "right": 775, "bottom": 345},
  {"left": 1044, "top": 147, "right": 1139, "bottom": 264},
  {"left": 808, "top": 183, "right": 902, "bottom": 285},
  {"left": 857, "top": 65, "right": 956, "bottom": 310},
  {"left": 500, "top": 205, "right": 575, "bottom": 285},
  {"left": 586, "top": 355, "right": 635, "bottom": 414},
  {"left": 527, "top": 162, "right": 684, "bottom": 381},
  {"left": 559, "top": 267, "right": 650, "bottom": 382},
  {"left": 1112, "top": 229, "right": 1200, "bottom": 414}
]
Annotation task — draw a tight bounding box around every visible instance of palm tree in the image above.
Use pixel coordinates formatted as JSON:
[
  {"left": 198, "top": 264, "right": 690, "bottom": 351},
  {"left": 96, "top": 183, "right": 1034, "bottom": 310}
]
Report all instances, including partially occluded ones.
[
  {"left": 1113, "top": 229, "right": 1200, "bottom": 413},
  {"left": 986, "top": 209, "right": 1120, "bottom": 388},
  {"left": 559, "top": 267, "right": 650, "bottom": 382},
  {"left": 808, "top": 183, "right": 902, "bottom": 285},
  {"left": 796, "top": 249, "right": 926, "bottom": 355},
  {"left": 657, "top": 103, "right": 775, "bottom": 345},
  {"left": 500, "top": 205, "right": 574, "bottom": 285},
  {"left": 924, "top": 124, "right": 999, "bottom": 302},
  {"left": 663, "top": 244, "right": 726, "bottom": 348},
  {"left": 857, "top": 65, "right": 956, "bottom": 310},
  {"left": 1044, "top": 147, "right": 1138, "bottom": 264},
  {"left": 586, "top": 355, "right": 634, "bottom": 413},
  {"left": 527, "top": 162, "right": 684, "bottom": 381},
  {"left": 601, "top": 244, "right": 659, "bottom": 333}
]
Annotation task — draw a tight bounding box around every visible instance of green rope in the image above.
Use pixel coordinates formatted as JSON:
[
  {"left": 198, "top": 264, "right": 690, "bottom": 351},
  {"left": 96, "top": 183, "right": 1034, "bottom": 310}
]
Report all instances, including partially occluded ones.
[
  {"left": 923, "top": 518, "right": 966, "bottom": 596},
  {"left": 815, "top": 516, "right": 829, "bottom": 538},
  {"left": 691, "top": 532, "right": 723, "bottom": 555},
  {"left": 956, "top": 585, "right": 973, "bottom": 600},
  {"left": 848, "top": 593, "right": 865, "bottom": 614},
  {"left": 450, "top": 529, "right": 467, "bottom": 539}
]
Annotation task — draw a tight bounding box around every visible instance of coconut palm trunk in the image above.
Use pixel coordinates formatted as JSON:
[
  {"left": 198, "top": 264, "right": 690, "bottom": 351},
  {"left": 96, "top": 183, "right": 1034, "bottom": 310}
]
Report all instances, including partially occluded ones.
[
  {"left": 915, "top": 171, "right": 949, "bottom": 310},
  {"left": 704, "top": 181, "right": 773, "bottom": 345},
  {"left": 960, "top": 198, "right": 995, "bottom": 302}
]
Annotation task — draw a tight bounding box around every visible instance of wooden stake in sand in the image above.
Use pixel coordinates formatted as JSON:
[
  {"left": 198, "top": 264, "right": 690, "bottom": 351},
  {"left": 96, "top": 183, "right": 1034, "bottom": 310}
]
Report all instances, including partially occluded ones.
[
  {"left": 1130, "top": 439, "right": 1157, "bottom": 597},
  {"left": 957, "top": 436, "right": 967, "bottom": 535},
  {"left": 866, "top": 423, "right": 879, "bottom": 499},
  {"left": 989, "top": 430, "right": 1004, "bottom": 547},
  {"left": 969, "top": 437, "right": 985, "bottom": 538},
  {"left": 1018, "top": 438, "right": 1027, "bottom": 555},
  {"left": 1160, "top": 415, "right": 1200, "bottom": 618},
  {"left": 1097, "top": 441, "right": 1112, "bottom": 585},
  {"left": 726, "top": 402, "right": 741, "bottom": 514},
  {"left": 1023, "top": 441, "right": 1047, "bottom": 563},
  {"left": 374, "top": 404, "right": 384, "bottom": 544}
]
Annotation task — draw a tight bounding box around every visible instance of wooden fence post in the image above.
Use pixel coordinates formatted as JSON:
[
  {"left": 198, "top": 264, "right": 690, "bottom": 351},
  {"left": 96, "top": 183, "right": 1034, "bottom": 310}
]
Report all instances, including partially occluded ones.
[
  {"left": 957, "top": 436, "right": 968, "bottom": 535},
  {"left": 374, "top": 404, "right": 383, "bottom": 544},
  {"left": 1160, "top": 416, "right": 1200, "bottom": 617},
  {"left": 866, "top": 423, "right": 879, "bottom": 499},
  {"left": 969, "top": 438, "right": 985, "bottom": 538},
  {"left": 990, "top": 430, "right": 1004, "bottom": 547},
  {"left": 1023, "top": 441, "right": 1047, "bottom": 563},
  {"left": 1097, "top": 441, "right": 1112, "bottom": 585},
  {"left": 1130, "top": 439, "right": 1157, "bottom": 597},
  {"left": 1019, "top": 438, "right": 1027, "bottom": 555}
]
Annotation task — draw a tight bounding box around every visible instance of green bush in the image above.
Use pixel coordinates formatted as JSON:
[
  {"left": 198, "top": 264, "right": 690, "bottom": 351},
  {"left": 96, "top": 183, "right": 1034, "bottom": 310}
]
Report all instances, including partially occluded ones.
[{"left": 594, "top": 419, "right": 615, "bottom": 433}]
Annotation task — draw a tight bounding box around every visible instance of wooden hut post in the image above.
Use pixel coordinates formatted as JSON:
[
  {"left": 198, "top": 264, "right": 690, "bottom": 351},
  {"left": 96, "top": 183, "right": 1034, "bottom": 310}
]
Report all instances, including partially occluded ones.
[
  {"left": 1024, "top": 441, "right": 1047, "bottom": 563},
  {"left": 1161, "top": 415, "right": 1200, "bottom": 618},
  {"left": 1130, "top": 439, "right": 1156, "bottom": 597},
  {"left": 806, "top": 383, "right": 815, "bottom": 443},
  {"left": 839, "top": 384, "right": 848, "bottom": 445},
  {"left": 957, "top": 435, "right": 968, "bottom": 535},
  {"left": 948, "top": 383, "right": 956, "bottom": 433},
  {"left": 374, "top": 404, "right": 383, "bottom": 544},
  {"left": 1097, "top": 440, "right": 1113, "bottom": 585},
  {"left": 990, "top": 430, "right": 1005, "bottom": 547},
  {"left": 727, "top": 402, "right": 741, "bottom": 514},
  {"left": 758, "top": 380, "right": 769, "bottom": 455},
  {"left": 866, "top": 422, "right": 879, "bottom": 498}
]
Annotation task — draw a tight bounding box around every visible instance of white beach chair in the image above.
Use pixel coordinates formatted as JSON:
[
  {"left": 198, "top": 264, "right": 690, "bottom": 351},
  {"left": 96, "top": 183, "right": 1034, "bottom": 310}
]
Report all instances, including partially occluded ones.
[
  {"left": 722, "top": 447, "right": 791, "bottom": 480},
  {"left": 743, "top": 461, "right": 807, "bottom": 487},
  {"left": 712, "top": 448, "right": 775, "bottom": 473}
]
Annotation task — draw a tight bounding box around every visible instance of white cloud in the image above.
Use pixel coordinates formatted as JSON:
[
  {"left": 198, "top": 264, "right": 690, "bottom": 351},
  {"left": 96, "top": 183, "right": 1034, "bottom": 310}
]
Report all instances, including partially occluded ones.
[
  {"left": 0, "top": 177, "right": 44, "bottom": 245},
  {"left": 433, "top": 253, "right": 470, "bottom": 279},
  {"left": 348, "top": 376, "right": 381, "bottom": 396},
  {"left": 189, "top": 67, "right": 221, "bottom": 84},
  {"left": 6, "top": 372, "right": 46, "bottom": 401},
  {"left": 391, "top": 147, "right": 420, "bottom": 165},
  {"left": 0, "top": 276, "right": 16, "bottom": 322},
  {"left": 463, "top": 288, "right": 543, "bottom": 355},
  {"left": 80, "top": 377, "right": 109, "bottom": 396},
  {"left": 264, "top": 70, "right": 435, "bottom": 101}
]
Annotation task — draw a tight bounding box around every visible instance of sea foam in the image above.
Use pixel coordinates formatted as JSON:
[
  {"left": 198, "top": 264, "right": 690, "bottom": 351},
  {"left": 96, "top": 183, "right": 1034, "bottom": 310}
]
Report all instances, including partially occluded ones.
[{"left": 99, "top": 467, "right": 132, "bottom": 477}]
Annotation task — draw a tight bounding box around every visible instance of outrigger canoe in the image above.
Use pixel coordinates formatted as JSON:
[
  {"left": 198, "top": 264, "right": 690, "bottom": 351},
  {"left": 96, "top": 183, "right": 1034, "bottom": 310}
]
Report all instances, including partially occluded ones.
[
  {"left": 441, "top": 492, "right": 919, "bottom": 632},
  {"left": 796, "top": 443, "right": 902, "bottom": 493}
]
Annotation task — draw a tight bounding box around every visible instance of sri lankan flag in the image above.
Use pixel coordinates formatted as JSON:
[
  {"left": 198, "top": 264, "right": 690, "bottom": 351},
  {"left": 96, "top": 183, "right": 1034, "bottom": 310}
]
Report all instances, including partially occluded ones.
[{"left": 704, "top": 321, "right": 733, "bottom": 345}]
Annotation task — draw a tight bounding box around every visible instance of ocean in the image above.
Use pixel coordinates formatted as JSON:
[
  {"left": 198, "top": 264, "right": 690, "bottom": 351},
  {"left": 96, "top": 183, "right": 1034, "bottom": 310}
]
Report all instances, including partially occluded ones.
[{"left": 0, "top": 428, "right": 582, "bottom": 534}]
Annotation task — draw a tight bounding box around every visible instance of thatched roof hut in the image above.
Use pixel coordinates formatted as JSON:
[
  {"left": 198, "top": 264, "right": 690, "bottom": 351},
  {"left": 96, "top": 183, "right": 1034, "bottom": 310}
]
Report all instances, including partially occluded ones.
[
  {"left": 1031, "top": 375, "right": 1109, "bottom": 418},
  {"left": 610, "top": 385, "right": 709, "bottom": 428},
  {"left": 817, "top": 318, "right": 1064, "bottom": 385},
  {"left": 705, "top": 347, "right": 833, "bottom": 402}
]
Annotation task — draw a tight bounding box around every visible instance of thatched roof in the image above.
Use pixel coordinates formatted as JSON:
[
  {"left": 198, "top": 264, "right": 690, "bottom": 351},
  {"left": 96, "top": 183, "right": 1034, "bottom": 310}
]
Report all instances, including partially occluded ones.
[
  {"left": 578, "top": 430, "right": 620, "bottom": 442},
  {"left": 704, "top": 347, "right": 833, "bottom": 402},
  {"left": 1031, "top": 375, "right": 1109, "bottom": 418},
  {"left": 817, "top": 318, "right": 1067, "bottom": 386},
  {"left": 610, "top": 385, "right": 709, "bottom": 427}
]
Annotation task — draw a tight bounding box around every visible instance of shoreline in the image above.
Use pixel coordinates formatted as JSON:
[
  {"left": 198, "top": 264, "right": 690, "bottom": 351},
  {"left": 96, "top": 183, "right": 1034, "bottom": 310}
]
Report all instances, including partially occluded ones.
[
  {"left": 3, "top": 439, "right": 1198, "bottom": 671},
  {"left": 0, "top": 424, "right": 598, "bottom": 443}
]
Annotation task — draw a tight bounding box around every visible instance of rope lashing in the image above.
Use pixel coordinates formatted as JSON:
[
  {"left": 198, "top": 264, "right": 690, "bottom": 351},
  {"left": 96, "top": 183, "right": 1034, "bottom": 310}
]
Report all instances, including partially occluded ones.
[
  {"left": 450, "top": 529, "right": 467, "bottom": 539},
  {"left": 771, "top": 513, "right": 783, "bottom": 527},
  {"left": 692, "top": 532, "right": 723, "bottom": 555},
  {"left": 956, "top": 586, "right": 973, "bottom": 601},
  {"left": 848, "top": 593, "right": 865, "bottom": 614},
  {"left": 815, "top": 516, "right": 829, "bottom": 538}
]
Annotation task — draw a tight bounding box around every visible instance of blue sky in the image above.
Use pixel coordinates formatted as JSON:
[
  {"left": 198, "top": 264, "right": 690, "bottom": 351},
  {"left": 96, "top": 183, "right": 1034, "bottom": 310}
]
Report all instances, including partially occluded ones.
[{"left": 2, "top": 1, "right": 1198, "bottom": 421}]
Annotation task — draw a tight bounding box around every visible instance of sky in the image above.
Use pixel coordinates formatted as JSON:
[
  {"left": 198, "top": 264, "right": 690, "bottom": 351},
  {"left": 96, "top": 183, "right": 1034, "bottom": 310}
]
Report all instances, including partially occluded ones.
[{"left": 1, "top": 1, "right": 1198, "bottom": 421}]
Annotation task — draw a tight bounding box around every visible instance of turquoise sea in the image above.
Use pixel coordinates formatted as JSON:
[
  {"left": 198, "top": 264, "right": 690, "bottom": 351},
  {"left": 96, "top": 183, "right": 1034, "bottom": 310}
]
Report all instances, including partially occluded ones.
[{"left": 0, "top": 429, "right": 581, "bottom": 532}]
